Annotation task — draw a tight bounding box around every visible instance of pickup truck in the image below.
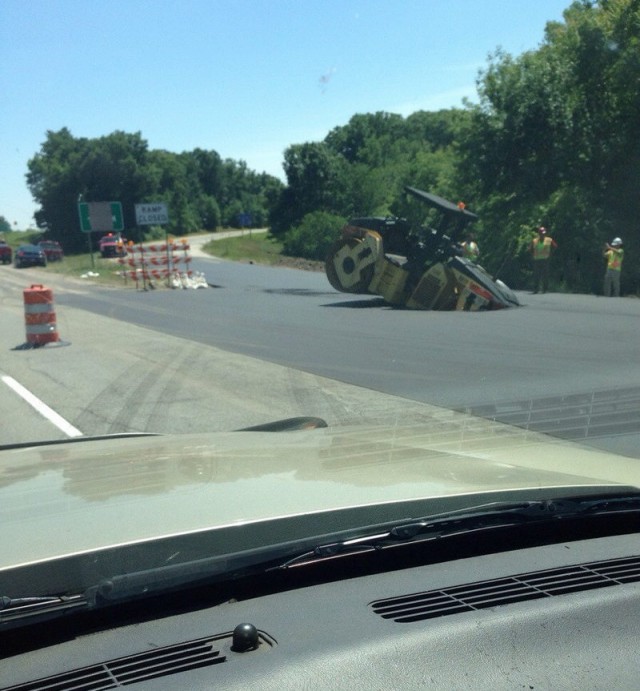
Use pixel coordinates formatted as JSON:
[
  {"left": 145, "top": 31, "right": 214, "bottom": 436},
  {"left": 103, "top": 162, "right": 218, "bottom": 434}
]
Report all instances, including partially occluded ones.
[
  {"left": 99, "top": 233, "right": 127, "bottom": 258},
  {"left": 38, "top": 240, "right": 64, "bottom": 261},
  {"left": 0, "top": 240, "right": 12, "bottom": 264}
]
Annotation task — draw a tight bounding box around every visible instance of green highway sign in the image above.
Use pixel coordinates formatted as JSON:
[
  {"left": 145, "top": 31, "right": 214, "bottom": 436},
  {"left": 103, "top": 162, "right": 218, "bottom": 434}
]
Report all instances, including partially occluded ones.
[{"left": 78, "top": 202, "right": 124, "bottom": 233}]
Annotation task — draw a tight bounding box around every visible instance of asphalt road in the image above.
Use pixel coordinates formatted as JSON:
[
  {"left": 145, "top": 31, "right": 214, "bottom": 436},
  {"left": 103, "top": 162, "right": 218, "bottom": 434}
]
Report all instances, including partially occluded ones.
[
  {"left": 1, "top": 252, "right": 639, "bottom": 457},
  {"left": 0, "top": 257, "right": 473, "bottom": 446}
]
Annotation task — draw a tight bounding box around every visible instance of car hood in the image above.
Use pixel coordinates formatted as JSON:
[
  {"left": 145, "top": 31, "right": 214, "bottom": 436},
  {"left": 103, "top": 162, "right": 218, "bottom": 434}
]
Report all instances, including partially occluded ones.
[{"left": 2, "top": 417, "right": 639, "bottom": 579}]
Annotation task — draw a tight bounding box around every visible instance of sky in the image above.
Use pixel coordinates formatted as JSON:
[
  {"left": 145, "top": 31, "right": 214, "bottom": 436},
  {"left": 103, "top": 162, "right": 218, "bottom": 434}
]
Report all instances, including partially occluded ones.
[{"left": 1, "top": 0, "right": 571, "bottom": 230}]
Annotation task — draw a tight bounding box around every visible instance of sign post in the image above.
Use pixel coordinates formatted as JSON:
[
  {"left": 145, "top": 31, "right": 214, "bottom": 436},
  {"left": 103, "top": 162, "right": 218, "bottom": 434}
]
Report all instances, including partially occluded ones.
[
  {"left": 237, "top": 212, "right": 252, "bottom": 237},
  {"left": 78, "top": 201, "right": 124, "bottom": 269}
]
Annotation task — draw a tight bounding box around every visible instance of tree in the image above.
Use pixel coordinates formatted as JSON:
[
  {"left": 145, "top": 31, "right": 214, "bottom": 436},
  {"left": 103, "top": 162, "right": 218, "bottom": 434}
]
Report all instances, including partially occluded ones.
[
  {"left": 197, "top": 195, "right": 221, "bottom": 231},
  {"left": 324, "top": 112, "right": 405, "bottom": 165},
  {"left": 456, "top": 0, "right": 640, "bottom": 292},
  {"left": 270, "top": 142, "right": 347, "bottom": 235},
  {"left": 189, "top": 148, "right": 224, "bottom": 200},
  {"left": 282, "top": 211, "right": 346, "bottom": 261},
  {"left": 26, "top": 130, "right": 282, "bottom": 249},
  {"left": 269, "top": 108, "right": 471, "bottom": 266}
]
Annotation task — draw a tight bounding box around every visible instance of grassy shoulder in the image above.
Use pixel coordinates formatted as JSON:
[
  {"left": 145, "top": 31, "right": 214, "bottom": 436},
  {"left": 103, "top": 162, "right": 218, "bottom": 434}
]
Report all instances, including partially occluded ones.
[
  {"left": 201, "top": 232, "right": 285, "bottom": 265},
  {"left": 202, "top": 232, "right": 325, "bottom": 271},
  {"left": 44, "top": 254, "right": 130, "bottom": 286}
]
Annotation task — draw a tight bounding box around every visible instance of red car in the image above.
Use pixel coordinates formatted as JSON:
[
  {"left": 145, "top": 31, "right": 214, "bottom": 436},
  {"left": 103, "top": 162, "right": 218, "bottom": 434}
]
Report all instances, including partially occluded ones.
[
  {"left": 38, "top": 240, "right": 64, "bottom": 262},
  {"left": 0, "top": 240, "right": 12, "bottom": 264}
]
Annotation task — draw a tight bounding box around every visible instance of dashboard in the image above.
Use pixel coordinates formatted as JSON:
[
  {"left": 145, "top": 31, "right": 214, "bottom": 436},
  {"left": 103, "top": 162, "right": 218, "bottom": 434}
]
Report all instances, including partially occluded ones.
[{"left": 2, "top": 533, "right": 639, "bottom": 690}]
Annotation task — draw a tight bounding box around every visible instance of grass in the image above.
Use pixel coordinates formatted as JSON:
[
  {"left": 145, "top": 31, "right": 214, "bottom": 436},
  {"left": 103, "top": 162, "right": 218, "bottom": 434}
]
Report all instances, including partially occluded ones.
[
  {"left": 202, "top": 232, "right": 284, "bottom": 264},
  {"left": 45, "top": 253, "right": 131, "bottom": 286},
  {"left": 2, "top": 229, "right": 41, "bottom": 248}
]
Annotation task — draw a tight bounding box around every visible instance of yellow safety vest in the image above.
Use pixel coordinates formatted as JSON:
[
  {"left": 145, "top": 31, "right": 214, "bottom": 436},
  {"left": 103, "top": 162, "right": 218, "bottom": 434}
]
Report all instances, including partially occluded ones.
[
  {"left": 533, "top": 236, "right": 553, "bottom": 260},
  {"left": 462, "top": 241, "right": 479, "bottom": 260},
  {"left": 606, "top": 248, "right": 623, "bottom": 271}
]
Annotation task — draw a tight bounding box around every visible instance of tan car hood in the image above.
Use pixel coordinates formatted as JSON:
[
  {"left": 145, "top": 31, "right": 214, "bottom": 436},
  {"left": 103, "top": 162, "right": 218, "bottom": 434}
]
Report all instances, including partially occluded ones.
[{"left": 1, "top": 418, "right": 639, "bottom": 575}]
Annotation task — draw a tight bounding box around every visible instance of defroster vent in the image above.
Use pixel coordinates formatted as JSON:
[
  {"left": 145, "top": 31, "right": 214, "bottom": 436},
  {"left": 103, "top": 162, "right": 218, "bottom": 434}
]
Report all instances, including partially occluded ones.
[
  {"left": 3, "top": 630, "right": 273, "bottom": 691},
  {"left": 371, "top": 555, "right": 640, "bottom": 623}
]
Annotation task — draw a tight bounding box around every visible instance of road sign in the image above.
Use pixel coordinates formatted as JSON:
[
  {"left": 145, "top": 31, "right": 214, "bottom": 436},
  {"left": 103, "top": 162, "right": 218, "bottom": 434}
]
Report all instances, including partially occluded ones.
[
  {"left": 135, "top": 202, "right": 169, "bottom": 226},
  {"left": 78, "top": 202, "right": 124, "bottom": 233},
  {"left": 237, "top": 212, "right": 252, "bottom": 227}
]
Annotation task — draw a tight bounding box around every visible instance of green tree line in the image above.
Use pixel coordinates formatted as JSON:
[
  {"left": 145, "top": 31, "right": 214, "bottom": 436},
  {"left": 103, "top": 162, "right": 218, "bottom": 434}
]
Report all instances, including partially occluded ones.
[
  {"left": 269, "top": 0, "right": 639, "bottom": 294},
  {"left": 26, "top": 128, "right": 283, "bottom": 253}
]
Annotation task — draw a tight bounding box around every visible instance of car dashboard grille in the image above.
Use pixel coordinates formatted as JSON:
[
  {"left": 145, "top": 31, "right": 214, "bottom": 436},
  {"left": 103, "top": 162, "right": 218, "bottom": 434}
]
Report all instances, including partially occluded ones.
[
  {"left": 370, "top": 555, "right": 640, "bottom": 623},
  {"left": 2, "top": 631, "right": 273, "bottom": 691}
]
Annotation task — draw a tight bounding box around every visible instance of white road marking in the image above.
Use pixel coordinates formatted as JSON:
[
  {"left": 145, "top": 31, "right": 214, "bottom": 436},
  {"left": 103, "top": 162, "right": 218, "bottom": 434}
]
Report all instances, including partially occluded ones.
[{"left": 1, "top": 375, "right": 83, "bottom": 438}]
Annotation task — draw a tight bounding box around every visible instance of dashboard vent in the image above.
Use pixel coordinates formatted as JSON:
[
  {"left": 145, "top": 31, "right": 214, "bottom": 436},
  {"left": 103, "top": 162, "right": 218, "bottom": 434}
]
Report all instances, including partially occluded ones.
[
  {"left": 371, "top": 555, "right": 640, "bottom": 624},
  {"left": 5, "top": 634, "right": 235, "bottom": 691}
]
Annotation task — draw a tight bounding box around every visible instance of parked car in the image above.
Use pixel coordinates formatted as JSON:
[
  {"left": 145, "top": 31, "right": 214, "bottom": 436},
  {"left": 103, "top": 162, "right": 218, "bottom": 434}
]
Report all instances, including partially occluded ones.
[
  {"left": 99, "top": 233, "right": 127, "bottom": 258},
  {"left": 0, "top": 240, "right": 12, "bottom": 264},
  {"left": 14, "top": 243, "right": 47, "bottom": 268},
  {"left": 38, "top": 240, "right": 64, "bottom": 261}
]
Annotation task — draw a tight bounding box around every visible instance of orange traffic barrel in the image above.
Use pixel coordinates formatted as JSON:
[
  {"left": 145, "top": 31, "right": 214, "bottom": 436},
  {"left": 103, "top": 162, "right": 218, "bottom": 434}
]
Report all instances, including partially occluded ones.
[{"left": 23, "top": 284, "right": 59, "bottom": 346}]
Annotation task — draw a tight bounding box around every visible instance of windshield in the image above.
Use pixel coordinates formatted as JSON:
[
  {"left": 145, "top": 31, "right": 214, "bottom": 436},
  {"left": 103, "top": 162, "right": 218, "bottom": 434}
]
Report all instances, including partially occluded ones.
[{"left": 1, "top": 0, "right": 639, "bottom": 622}]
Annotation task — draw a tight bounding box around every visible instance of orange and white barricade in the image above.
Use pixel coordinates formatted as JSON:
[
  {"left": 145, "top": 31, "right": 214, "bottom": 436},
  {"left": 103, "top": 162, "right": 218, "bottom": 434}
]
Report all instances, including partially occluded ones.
[
  {"left": 120, "top": 239, "right": 202, "bottom": 289},
  {"left": 23, "top": 284, "right": 59, "bottom": 346}
]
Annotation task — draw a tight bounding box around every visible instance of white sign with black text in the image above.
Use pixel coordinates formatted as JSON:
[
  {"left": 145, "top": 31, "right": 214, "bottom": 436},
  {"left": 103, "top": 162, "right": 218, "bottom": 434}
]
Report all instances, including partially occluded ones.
[{"left": 135, "top": 203, "right": 169, "bottom": 226}]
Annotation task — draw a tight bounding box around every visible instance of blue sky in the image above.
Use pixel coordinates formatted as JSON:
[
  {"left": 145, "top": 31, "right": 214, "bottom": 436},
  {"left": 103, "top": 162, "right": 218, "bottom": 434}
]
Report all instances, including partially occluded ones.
[{"left": 1, "top": 0, "right": 571, "bottom": 229}]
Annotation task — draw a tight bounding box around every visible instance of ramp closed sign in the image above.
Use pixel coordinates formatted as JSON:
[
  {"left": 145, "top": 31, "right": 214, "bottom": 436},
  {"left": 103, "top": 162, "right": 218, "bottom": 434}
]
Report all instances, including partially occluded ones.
[{"left": 135, "top": 203, "right": 169, "bottom": 225}]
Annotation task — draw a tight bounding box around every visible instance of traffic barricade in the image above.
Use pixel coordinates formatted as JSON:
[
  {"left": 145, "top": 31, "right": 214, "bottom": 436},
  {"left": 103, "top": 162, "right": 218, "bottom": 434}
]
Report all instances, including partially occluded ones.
[
  {"left": 23, "top": 284, "right": 60, "bottom": 346},
  {"left": 119, "top": 241, "right": 202, "bottom": 290}
]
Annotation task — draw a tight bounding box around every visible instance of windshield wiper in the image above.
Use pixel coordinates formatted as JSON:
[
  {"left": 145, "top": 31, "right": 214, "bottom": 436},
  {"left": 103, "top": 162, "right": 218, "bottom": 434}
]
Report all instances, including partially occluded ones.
[
  {"left": 86, "top": 492, "right": 640, "bottom": 603},
  {"left": 85, "top": 501, "right": 542, "bottom": 605},
  {"left": 390, "top": 494, "right": 640, "bottom": 538},
  {"left": 277, "top": 494, "right": 640, "bottom": 568},
  {"left": 6, "top": 492, "right": 640, "bottom": 626},
  {"left": 0, "top": 594, "right": 88, "bottom": 631}
]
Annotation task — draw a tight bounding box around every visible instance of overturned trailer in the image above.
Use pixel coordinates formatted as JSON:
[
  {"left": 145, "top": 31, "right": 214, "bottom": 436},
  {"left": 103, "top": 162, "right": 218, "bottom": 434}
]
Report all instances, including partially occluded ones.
[{"left": 325, "top": 186, "right": 519, "bottom": 311}]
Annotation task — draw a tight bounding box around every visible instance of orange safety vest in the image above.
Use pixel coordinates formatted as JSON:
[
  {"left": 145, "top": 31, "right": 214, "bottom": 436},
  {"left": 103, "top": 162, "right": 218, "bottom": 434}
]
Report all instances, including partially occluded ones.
[
  {"left": 532, "top": 236, "right": 553, "bottom": 260},
  {"left": 606, "top": 248, "right": 623, "bottom": 271}
]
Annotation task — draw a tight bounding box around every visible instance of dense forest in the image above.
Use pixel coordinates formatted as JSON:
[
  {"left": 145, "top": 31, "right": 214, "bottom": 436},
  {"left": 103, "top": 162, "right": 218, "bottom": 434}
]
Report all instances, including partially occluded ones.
[{"left": 25, "top": 0, "right": 639, "bottom": 293}]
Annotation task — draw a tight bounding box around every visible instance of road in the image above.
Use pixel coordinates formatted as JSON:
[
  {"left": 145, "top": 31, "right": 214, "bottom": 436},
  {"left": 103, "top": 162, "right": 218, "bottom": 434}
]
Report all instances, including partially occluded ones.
[{"left": 1, "top": 247, "right": 639, "bottom": 457}]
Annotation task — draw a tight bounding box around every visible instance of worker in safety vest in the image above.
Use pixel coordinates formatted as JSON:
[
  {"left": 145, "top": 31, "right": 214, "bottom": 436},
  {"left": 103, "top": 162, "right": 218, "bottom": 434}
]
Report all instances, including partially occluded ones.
[
  {"left": 461, "top": 233, "right": 480, "bottom": 262},
  {"left": 530, "top": 226, "right": 557, "bottom": 294},
  {"left": 603, "top": 237, "right": 624, "bottom": 297}
]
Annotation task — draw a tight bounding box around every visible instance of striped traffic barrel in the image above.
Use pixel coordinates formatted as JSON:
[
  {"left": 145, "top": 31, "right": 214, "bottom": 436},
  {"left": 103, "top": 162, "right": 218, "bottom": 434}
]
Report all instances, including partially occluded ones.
[{"left": 23, "top": 284, "right": 59, "bottom": 345}]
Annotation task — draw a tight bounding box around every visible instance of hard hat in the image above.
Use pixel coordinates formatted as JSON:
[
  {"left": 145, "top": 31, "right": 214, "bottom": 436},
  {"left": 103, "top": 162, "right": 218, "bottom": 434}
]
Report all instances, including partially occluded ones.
[
  {"left": 611, "top": 237, "right": 622, "bottom": 246},
  {"left": 538, "top": 226, "right": 546, "bottom": 234}
]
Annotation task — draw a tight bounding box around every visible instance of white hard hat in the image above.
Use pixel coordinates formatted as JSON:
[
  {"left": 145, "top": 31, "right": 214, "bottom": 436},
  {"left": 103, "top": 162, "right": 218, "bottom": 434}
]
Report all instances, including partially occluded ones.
[{"left": 611, "top": 237, "right": 623, "bottom": 246}]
